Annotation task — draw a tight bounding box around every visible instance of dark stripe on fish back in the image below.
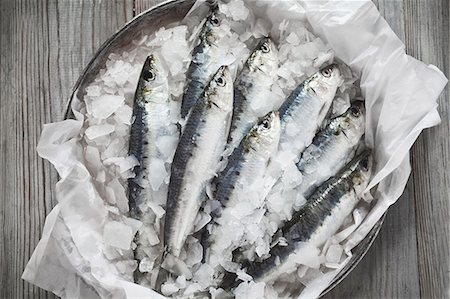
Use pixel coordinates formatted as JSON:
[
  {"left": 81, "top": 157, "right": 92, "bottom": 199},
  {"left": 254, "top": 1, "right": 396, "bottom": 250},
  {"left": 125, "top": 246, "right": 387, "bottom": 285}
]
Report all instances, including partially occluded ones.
[
  {"left": 214, "top": 142, "right": 247, "bottom": 211},
  {"left": 128, "top": 97, "right": 148, "bottom": 218},
  {"left": 165, "top": 98, "right": 208, "bottom": 239},
  {"left": 181, "top": 42, "right": 209, "bottom": 118},
  {"left": 227, "top": 85, "right": 247, "bottom": 143},
  {"left": 278, "top": 82, "right": 307, "bottom": 122},
  {"left": 282, "top": 177, "right": 351, "bottom": 239},
  {"left": 181, "top": 79, "right": 206, "bottom": 118}
]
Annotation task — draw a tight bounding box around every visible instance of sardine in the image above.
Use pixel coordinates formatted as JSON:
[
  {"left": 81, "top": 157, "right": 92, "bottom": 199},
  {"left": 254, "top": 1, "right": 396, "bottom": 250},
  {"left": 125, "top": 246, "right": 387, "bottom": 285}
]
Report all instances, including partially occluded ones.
[
  {"left": 205, "top": 111, "right": 281, "bottom": 266},
  {"left": 278, "top": 64, "right": 343, "bottom": 154},
  {"left": 243, "top": 151, "right": 372, "bottom": 284},
  {"left": 296, "top": 101, "right": 366, "bottom": 198},
  {"left": 165, "top": 66, "right": 233, "bottom": 258},
  {"left": 260, "top": 64, "right": 343, "bottom": 209},
  {"left": 227, "top": 38, "right": 279, "bottom": 150},
  {"left": 181, "top": 9, "right": 227, "bottom": 118},
  {"left": 129, "top": 55, "right": 171, "bottom": 216},
  {"left": 128, "top": 55, "right": 170, "bottom": 284}
]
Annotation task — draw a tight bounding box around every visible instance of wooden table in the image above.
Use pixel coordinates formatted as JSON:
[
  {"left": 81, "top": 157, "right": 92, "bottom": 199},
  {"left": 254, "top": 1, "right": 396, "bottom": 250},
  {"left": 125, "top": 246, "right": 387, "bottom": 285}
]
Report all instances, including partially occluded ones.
[{"left": 0, "top": 0, "right": 448, "bottom": 298}]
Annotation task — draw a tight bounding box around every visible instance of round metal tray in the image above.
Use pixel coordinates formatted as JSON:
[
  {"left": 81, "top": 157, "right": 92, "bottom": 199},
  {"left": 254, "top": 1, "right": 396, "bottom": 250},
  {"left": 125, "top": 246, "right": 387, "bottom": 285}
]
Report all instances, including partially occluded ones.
[{"left": 65, "top": 0, "right": 385, "bottom": 296}]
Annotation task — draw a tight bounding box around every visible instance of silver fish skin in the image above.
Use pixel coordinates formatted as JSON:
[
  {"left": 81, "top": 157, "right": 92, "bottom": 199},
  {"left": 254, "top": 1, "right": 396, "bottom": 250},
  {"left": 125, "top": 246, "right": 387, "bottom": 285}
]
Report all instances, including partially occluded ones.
[
  {"left": 278, "top": 64, "right": 343, "bottom": 154},
  {"left": 296, "top": 101, "right": 366, "bottom": 198},
  {"left": 165, "top": 66, "right": 233, "bottom": 258},
  {"left": 245, "top": 151, "right": 372, "bottom": 283},
  {"left": 181, "top": 9, "right": 227, "bottom": 118},
  {"left": 227, "top": 38, "right": 279, "bottom": 150},
  {"left": 205, "top": 111, "right": 281, "bottom": 266},
  {"left": 129, "top": 54, "right": 170, "bottom": 218},
  {"left": 128, "top": 55, "right": 170, "bottom": 285}
]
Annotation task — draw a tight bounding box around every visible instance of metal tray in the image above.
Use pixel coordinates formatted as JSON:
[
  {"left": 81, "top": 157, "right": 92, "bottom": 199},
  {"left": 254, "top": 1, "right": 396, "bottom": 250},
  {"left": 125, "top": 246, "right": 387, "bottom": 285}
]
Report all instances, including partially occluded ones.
[{"left": 65, "top": 0, "right": 385, "bottom": 296}]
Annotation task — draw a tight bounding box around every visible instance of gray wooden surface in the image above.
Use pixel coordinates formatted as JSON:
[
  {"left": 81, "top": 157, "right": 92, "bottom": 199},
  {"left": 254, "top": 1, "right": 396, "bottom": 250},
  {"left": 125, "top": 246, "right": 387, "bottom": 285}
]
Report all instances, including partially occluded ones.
[{"left": 0, "top": 0, "right": 448, "bottom": 298}]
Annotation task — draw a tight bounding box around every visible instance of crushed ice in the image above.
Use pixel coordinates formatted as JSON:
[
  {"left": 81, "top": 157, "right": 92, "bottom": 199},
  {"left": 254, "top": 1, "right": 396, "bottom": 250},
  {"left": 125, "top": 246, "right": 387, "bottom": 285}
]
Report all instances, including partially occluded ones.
[{"left": 72, "top": 0, "right": 365, "bottom": 298}]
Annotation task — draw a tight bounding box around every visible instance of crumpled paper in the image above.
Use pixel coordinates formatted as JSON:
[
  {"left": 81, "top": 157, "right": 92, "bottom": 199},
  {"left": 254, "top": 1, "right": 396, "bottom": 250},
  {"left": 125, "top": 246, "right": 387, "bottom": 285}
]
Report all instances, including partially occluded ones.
[{"left": 23, "top": 0, "right": 448, "bottom": 298}]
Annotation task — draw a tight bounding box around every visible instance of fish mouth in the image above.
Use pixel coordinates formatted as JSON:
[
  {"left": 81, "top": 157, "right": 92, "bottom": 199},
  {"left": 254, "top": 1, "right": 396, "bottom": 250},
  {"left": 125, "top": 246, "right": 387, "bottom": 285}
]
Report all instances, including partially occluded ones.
[
  {"left": 320, "top": 63, "right": 340, "bottom": 79},
  {"left": 144, "top": 54, "right": 156, "bottom": 68},
  {"left": 358, "top": 150, "right": 373, "bottom": 172}
]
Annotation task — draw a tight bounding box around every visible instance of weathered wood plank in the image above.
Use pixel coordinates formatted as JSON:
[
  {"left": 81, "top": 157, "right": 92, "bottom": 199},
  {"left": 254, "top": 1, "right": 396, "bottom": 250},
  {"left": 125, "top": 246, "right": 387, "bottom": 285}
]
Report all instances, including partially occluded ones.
[
  {"left": 325, "top": 188, "right": 422, "bottom": 299},
  {"left": 404, "top": 0, "right": 450, "bottom": 297},
  {"left": 0, "top": 0, "right": 133, "bottom": 298},
  {"left": 325, "top": 1, "right": 423, "bottom": 298},
  {"left": 134, "top": 0, "right": 164, "bottom": 15}
]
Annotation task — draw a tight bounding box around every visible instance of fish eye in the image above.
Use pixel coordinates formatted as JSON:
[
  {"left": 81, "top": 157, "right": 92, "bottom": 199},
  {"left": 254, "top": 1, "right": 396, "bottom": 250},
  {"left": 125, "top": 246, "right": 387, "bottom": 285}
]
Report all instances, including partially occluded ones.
[
  {"left": 321, "top": 67, "right": 332, "bottom": 78},
  {"left": 261, "top": 42, "right": 270, "bottom": 53},
  {"left": 262, "top": 120, "right": 271, "bottom": 129},
  {"left": 216, "top": 76, "right": 226, "bottom": 87},
  {"left": 143, "top": 69, "right": 156, "bottom": 81},
  {"left": 360, "top": 156, "right": 369, "bottom": 171},
  {"left": 350, "top": 105, "right": 361, "bottom": 117},
  {"left": 210, "top": 15, "right": 220, "bottom": 26}
]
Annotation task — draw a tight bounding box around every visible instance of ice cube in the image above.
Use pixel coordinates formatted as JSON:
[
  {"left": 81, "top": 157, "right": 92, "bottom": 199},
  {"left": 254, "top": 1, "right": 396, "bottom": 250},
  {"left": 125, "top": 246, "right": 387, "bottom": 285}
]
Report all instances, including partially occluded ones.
[
  {"left": 123, "top": 217, "right": 143, "bottom": 236},
  {"left": 176, "top": 275, "right": 187, "bottom": 289},
  {"left": 90, "top": 95, "right": 125, "bottom": 119},
  {"left": 147, "top": 201, "right": 165, "bottom": 219},
  {"left": 183, "top": 283, "right": 202, "bottom": 296},
  {"left": 102, "top": 138, "right": 123, "bottom": 159},
  {"left": 193, "top": 211, "right": 212, "bottom": 233},
  {"left": 185, "top": 240, "right": 203, "bottom": 267},
  {"left": 103, "top": 221, "right": 133, "bottom": 250},
  {"left": 156, "top": 135, "right": 179, "bottom": 162},
  {"left": 286, "top": 32, "right": 300, "bottom": 46},
  {"left": 236, "top": 269, "right": 253, "bottom": 282},
  {"left": 114, "top": 105, "right": 133, "bottom": 125},
  {"left": 144, "top": 225, "right": 160, "bottom": 246},
  {"left": 234, "top": 282, "right": 265, "bottom": 299},
  {"left": 325, "top": 244, "right": 343, "bottom": 264},
  {"left": 193, "top": 264, "right": 214, "bottom": 288},
  {"left": 138, "top": 257, "right": 155, "bottom": 273},
  {"left": 85, "top": 124, "right": 115, "bottom": 139},
  {"left": 161, "top": 254, "right": 192, "bottom": 280},
  {"left": 227, "top": 0, "right": 249, "bottom": 21},
  {"left": 85, "top": 145, "right": 103, "bottom": 171},
  {"left": 230, "top": 202, "right": 255, "bottom": 218},
  {"left": 161, "top": 281, "right": 179, "bottom": 296},
  {"left": 148, "top": 158, "right": 167, "bottom": 191}
]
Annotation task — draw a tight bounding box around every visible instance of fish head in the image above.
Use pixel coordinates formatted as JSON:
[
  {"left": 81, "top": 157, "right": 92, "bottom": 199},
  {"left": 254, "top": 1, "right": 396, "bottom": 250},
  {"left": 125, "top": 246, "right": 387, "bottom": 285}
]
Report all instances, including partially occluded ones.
[
  {"left": 247, "top": 37, "right": 279, "bottom": 74},
  {"left": 139, "top": 55, "right": 168, "bottom": 102},
  {"left": 247, "top": 111, "right": 281, "bottom": 154},
  {"left": 307, "top": 64, "right": 343, "bottom": 100},
  {"left": 351, "top": 150, "right": 373, "bottom": 195},
  {"left": 207, "top": 65, "right": 233, "bottom": 112},
  {"left": 206, "top": 9, "right": 223, "bottom": 28},
  {"left": 204, "top": 9, "right": 225, "bottom": 45},
  {"left": 339, "top": 101, "right": 366, "bottom": 137}
]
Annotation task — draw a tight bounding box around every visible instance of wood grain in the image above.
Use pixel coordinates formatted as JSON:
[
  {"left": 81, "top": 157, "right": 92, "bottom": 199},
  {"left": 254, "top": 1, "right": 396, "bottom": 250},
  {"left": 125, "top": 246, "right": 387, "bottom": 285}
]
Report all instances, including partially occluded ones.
[
  {"left": 134, "top": 0, "right": 164, "bottom": 14},
  {"left": 0, "top": 0, "right": 448, "bottom": 298},
  {"left": 0, "top": 1, "right": 133, "bottom": 298},
  {"left": 404, "top": 0, "right": 449, "bottom": 297}
]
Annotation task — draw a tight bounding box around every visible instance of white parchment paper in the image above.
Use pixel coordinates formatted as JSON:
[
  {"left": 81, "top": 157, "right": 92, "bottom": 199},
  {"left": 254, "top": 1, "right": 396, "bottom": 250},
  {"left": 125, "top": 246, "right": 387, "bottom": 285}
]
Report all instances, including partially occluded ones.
[{"left": 23, "top": 0, "right": 448, "bottom": 298}]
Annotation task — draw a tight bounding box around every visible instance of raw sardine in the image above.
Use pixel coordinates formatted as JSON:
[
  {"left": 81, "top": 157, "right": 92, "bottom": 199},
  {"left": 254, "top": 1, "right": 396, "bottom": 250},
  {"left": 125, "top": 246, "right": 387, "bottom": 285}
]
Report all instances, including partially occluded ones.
[
  {"left": 129, "top": 54, "right": 170, "bottom": 218},
  {"left": 165, "top": 66, "right": 233, "bottom": 258},
  {"left": 244, "top": 151, "right": 372, "bottom": 283},
  {"left": 128, "top": 55, "right": 171, "bottom": 284},
  {"left": 205, "top": 111, "right": 281, "bottom": 266},
  {"left": 227, "top": 38, "right": 279, "bottom": 150},
  {"left": 181, "top": 9, "right": 227, "bottom": 118},
  {"left": 278, "top": 64, "right": 343, "bottom": 154},
  {"left": 296, "top": 101, "right": 366, "bottom": 198}
]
